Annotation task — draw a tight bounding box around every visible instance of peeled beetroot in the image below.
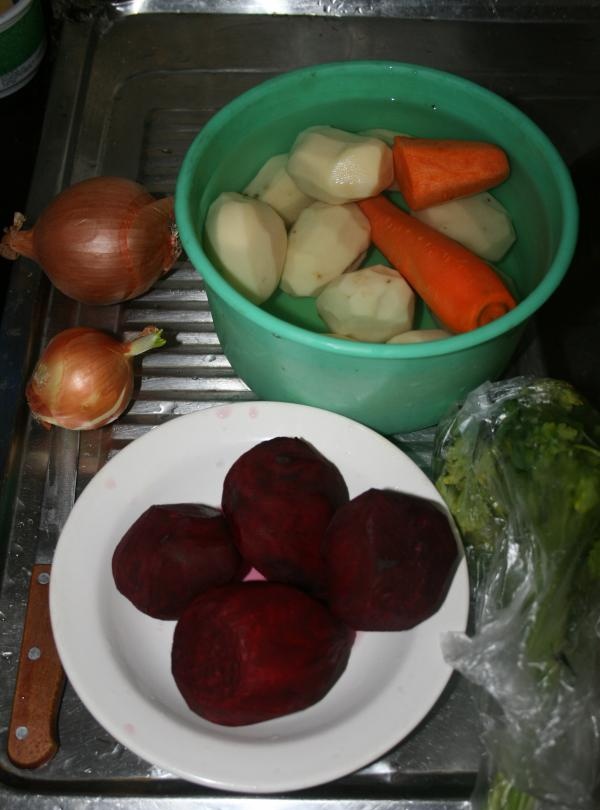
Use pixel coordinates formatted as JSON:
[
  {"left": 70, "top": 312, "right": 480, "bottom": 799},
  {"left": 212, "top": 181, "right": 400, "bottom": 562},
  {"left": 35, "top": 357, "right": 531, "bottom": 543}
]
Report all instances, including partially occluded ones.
[
  {"left": 221, "top": 437, "right": 349, "bottom": 595},
  {"left": 324, "top": 488, "right": 458, "bottom": 630},
  {"left": 171, "top": 581, "right": 355, "bottom": 726},
  {"left": 112, "top": 503, "right": 247, "bottom": 620}
]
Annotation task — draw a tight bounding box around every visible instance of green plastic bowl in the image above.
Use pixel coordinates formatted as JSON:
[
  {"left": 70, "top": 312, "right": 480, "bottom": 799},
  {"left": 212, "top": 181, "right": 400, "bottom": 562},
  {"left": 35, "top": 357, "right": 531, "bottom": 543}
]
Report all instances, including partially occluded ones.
[{"left": 175, "top": 61, "right": 578, "bottom": 435}]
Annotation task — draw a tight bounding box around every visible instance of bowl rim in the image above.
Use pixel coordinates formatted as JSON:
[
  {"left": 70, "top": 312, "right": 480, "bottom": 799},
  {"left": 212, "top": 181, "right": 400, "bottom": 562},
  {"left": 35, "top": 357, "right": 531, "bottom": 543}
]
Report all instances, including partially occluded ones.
[{"left": 175, "top": 59, "right": 579, "bottom": 359}]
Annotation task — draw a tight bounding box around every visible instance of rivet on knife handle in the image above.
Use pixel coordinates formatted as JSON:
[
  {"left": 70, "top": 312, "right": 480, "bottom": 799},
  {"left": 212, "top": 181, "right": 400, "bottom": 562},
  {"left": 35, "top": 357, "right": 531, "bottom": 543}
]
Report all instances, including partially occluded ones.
[{"left": 8, "top": 563, "right": 66, "bottom": 768}]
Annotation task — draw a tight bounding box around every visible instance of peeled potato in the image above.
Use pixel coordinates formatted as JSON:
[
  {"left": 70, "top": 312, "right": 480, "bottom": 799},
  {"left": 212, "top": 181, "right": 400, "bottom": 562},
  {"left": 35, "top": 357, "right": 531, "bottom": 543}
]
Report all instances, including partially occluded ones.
[
  {"left": 243, "top": 153, "right": 314, "bottom": 226},
  {"left": 387, "top": 328, "right": 451, "bottom": 344},
  {"left": 280, "top": 202, "right": 371, "bottom": 298},
  {"left": 205, "top": 192, "right": 287, "bottom": 304},
  {"left": 316, "top": 264, "right": 415, "bottom": 342},
  {"left": 412, "top": 192, "right": 516, "bottom": 262},
  {"left": 356, "top": 129, "right": 412, "bottom": 191},
  {"left": 358, "top": 128, "right": 412, "bottom": 147},
  {"left": 287, "top": 125, "right": 394, "bottom": 204}
]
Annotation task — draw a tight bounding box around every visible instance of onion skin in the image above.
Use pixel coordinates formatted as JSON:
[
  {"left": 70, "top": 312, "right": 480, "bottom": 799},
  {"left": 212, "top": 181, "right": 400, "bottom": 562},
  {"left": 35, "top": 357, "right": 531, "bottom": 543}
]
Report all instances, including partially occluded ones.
[
  {"left": 0, "top": 177, "right": 181, "bottom": 305},
  {"left": 26, "top": 326, "right": 166, "bottom": 431}
]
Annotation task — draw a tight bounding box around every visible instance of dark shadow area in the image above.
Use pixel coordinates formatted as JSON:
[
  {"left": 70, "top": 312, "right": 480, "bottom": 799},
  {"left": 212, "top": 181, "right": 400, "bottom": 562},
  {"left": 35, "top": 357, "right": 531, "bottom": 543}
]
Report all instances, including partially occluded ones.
[
  {"left": 0, "top": 0, "right": 56, "bottom": 318},
  {"left": 537, "top": 145, "right": 600, "bottom": 410}
]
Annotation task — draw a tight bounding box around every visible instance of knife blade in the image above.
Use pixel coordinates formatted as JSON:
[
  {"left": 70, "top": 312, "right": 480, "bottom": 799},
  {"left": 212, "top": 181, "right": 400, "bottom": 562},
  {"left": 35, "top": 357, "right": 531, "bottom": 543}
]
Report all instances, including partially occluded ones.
[{"left": 7, "top": 428, "right": 79, "bottom": 769}]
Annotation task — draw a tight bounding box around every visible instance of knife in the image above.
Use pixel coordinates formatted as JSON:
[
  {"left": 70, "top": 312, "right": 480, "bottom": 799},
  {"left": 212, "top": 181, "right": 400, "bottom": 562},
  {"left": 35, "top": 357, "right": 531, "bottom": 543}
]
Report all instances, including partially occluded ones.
[
  {"left": 7, "top": 427, "right": 79, "bottom": 769},
  {"left": 7, "top": 563, "right": 66, "bottom": 768}
]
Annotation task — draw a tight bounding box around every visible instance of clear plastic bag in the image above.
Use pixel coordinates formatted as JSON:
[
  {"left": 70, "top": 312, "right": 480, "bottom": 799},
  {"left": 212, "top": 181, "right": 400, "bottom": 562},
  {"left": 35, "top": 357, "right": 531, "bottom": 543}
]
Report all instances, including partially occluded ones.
[
  {"left": 392, "top": 424, "right": 437, "bottom": 480},
  {"left": 433, "top": 377, "right": 600, "bottom": 809}
]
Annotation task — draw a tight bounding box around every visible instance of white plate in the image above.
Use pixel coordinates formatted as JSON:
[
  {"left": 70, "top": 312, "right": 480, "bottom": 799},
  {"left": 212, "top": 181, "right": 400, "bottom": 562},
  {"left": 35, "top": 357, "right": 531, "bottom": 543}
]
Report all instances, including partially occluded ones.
[{"left": 50, "top": 401, "right": 469, "bottom": 794}]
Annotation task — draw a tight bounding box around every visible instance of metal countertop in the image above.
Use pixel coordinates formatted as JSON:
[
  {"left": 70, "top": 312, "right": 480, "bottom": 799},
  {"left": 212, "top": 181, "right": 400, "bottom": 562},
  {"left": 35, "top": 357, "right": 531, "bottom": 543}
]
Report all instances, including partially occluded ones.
[{"left": 1, "top": 4, "right": 599, "bottom": 808}]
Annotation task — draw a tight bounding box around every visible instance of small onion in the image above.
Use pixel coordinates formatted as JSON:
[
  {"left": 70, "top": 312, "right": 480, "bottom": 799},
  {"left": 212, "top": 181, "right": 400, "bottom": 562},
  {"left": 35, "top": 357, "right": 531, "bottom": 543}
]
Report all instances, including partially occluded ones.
[
  {"left": 26, "top": 326, "right": 166, "bottom": 431},
  {"left": 0, "top": 176, "right": 181, "bottom": 305}
]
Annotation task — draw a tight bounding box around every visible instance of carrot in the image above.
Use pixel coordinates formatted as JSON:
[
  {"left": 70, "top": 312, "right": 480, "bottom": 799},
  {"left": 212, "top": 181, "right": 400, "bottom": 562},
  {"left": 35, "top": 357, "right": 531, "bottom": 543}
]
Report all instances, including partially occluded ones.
[
  {"left": 392, "top": 136, "right": 510, "bottom": 211},
  {"left": 358, "top": 194, "right": 516, "bottom": 333}
]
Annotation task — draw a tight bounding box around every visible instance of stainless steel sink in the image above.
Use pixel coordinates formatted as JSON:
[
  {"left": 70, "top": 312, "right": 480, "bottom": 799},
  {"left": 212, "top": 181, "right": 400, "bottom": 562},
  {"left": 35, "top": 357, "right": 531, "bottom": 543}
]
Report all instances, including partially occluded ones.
[{"left": 1, "top": 4, "right": 599, "bottom": 808}]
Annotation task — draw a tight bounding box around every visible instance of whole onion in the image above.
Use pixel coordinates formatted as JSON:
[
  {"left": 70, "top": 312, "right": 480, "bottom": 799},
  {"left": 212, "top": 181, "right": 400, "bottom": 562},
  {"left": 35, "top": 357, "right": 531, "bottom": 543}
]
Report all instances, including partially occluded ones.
[
  {"left": 26, "top": 326, "right": 166, "bottom": 430},
  {"left": 0, "top": 176, "right": 181, "bottom": 305}
]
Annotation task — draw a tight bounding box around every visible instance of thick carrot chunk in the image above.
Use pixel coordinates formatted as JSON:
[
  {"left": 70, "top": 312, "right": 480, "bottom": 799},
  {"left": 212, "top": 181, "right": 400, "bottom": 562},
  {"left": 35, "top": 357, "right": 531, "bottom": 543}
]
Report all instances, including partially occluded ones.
[{"left": 393, "top": 136, "right": 510, "bottom": 211}]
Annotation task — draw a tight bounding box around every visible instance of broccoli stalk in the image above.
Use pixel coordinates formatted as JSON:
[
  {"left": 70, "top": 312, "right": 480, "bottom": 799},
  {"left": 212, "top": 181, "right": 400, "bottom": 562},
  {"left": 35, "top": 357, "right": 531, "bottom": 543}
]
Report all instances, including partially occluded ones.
[
  {"left": 434, "top": 377, "right": 600, "bottom": 809},
  {"left": 485, "top": 772, "right": 537, "bottom": 810}
]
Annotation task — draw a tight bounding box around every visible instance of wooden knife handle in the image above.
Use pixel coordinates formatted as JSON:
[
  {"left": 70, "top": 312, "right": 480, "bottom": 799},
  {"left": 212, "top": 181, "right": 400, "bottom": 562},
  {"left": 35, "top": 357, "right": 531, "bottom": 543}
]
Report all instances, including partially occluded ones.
[{"left": 8, "top": 564, "right": 66, "bottom": 768}]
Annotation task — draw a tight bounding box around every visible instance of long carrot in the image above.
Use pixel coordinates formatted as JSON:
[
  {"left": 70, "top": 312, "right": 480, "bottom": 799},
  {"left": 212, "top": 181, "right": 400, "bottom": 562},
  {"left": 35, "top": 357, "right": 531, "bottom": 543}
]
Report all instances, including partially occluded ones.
[
  {"left": 358, "top": 194, "right": 516, "bottom": 333},
  {"left": 393, "top": 136, "right": 510, "bottom": 211}
]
